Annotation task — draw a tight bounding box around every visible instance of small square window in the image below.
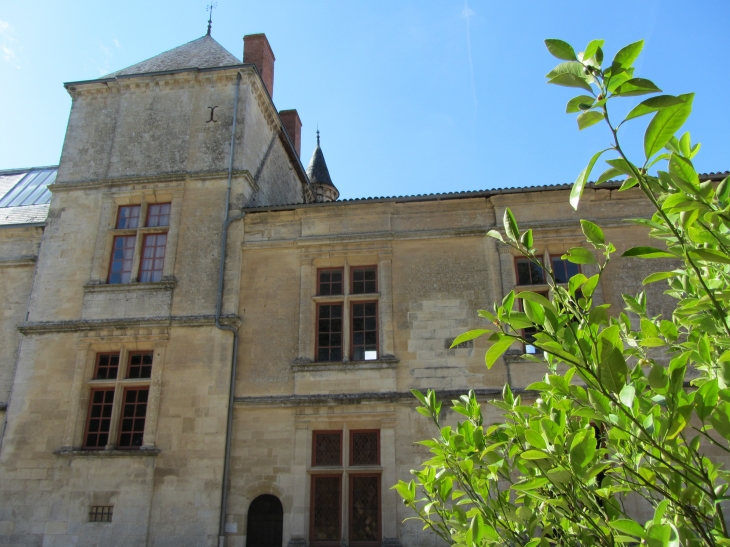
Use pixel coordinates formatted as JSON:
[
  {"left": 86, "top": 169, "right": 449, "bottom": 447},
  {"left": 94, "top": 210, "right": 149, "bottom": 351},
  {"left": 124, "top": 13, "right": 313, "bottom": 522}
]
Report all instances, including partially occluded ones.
[
  {"left": 89, "top": 505, "right": 113, "bottom": 523},
  {"left": 318, "top": 268, "right": 344, "bottom": 296},
  {"left": 127, "top": 352, "right": 153, "bottom": 379},
  {"left": 94, "top": 353, "right": 119, "bottom": 380},
  {"left": 313, "top": 431, "right": 342, "bottom": 466},
  {"left": 515, "top": 257, "right": 545, "bottom": 286},
  {"left": 351, "top": 267, "right": 377, "bottom": 294},
  {"left": 116, "top": 205, "right": 140, "bottom": 229},
  {"left": 551, "top": 255, "right": 581, "bottom": 284},
  {"left": 146, "top": 203, "right": 171, "bottom": 228}
]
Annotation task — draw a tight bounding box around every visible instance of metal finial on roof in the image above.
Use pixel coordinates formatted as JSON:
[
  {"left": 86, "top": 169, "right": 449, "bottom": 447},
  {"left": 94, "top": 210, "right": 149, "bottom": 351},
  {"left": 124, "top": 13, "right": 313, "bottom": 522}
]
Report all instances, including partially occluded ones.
[
  {"left": 206, "top": 2, "right": 217, "bottom": 36},
  {"left": 316, "top": 128, "right": 320, "bottom": 146}
]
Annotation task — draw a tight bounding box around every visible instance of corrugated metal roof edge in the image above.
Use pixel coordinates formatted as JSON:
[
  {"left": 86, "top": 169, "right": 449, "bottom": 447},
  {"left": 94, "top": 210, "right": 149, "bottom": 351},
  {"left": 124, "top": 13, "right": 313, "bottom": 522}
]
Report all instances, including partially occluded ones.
[
  {"left": 0, "top": 165, "right": 58, "bottom": 175},
  {"left": 242, "top": 171, "right": 730, "bottom": 214}
]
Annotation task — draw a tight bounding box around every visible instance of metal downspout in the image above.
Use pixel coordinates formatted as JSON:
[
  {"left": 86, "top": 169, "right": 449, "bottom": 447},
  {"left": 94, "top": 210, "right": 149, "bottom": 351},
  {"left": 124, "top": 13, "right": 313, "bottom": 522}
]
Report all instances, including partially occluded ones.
[{"left": 217, "top": 71, "right": 244, "bottom": 547}]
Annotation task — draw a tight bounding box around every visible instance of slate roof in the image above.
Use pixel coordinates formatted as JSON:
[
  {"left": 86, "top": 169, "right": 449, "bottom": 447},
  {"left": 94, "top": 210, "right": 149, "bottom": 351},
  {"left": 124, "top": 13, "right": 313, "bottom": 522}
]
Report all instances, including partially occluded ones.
[
  {"left": 104, "top": 35, "right": 241, "bottom": 78},
  {"left": 306, "top": 141, "right": 336, "bottom": 188},
  {"left": 0, "top": 166, "right": 56, "bottom": 226},
  {"left": 243, "top": 171, "right": 730, "bottom": 212}
]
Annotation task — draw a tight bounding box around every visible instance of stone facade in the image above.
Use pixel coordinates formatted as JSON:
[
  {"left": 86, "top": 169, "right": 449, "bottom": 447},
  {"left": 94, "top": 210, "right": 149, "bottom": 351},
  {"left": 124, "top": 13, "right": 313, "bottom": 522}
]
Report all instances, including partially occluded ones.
[{"left": 0, "top": 31, "right": 711, "bottom": 547}]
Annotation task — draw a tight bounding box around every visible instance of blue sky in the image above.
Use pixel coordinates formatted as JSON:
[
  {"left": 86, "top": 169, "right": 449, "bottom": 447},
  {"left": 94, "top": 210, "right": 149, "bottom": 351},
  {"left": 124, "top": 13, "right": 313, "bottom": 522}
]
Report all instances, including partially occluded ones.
[{"left": 0, "top": 1, "right": 728, "bottom": 200}]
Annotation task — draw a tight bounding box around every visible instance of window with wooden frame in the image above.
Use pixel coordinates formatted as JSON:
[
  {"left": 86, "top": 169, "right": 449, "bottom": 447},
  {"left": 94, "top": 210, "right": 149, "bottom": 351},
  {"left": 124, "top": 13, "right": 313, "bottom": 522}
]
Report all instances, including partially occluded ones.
[
  {"left": 350, "top": 430, "right": 379, "bottom": 466},
  {"left": 107, "top": 202, "right": 171, "bottom": 284},
  {"left": 551, "top": 254, "right": 581, "bottom": 284},
  {"left": 351, "top": 302, "right": 378, "bottom": 361},
  {"left": 349, "top": 473, "right": 381, "bottom": 546},
  {"left": 316, "top": 304, "right": 343, "bottom": 362},
  {"left": 515, "top": 256, "right": 545, "bottom": 286},
  {"left": 83, "top": 351, "right": 153, "bottom": 450},
  {"left": 313, "top": 431, "right": 343, "bottom": 467},
  {"left": 310, "top": 429, "right": 381, "bottom": 547},
  {"left": 351, "top": 266, "right": 377, "bottom": 294},
  {"left": 89, "top": 506, "right": 114, "bottom": 523},
  {"left": 318, "top": 268, "right": 344, "bottom": 296}
]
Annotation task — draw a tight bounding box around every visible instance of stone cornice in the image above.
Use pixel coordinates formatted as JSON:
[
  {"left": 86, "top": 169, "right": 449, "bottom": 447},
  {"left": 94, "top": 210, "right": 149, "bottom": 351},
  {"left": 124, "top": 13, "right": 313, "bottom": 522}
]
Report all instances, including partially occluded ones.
[
  {"left": 0, "top": 255, "right": 37, "bottom": 267},
  {"left": 49, "top": 169, "right": 254, "bottom": 192},
  {"left": 19, "top": 314, "right": 241, "bottom": 335},
  {"left": 54, "top": 447, "right": 160, "bottom": 457},
  {"left": 234, "top": 387, "right": 532, "bottom": 407}
]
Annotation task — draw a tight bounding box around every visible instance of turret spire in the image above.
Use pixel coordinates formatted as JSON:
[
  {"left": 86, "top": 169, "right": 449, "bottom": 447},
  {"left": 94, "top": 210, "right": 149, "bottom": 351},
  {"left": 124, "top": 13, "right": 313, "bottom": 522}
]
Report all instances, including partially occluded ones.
[
  {"left": 307, "top": 130, "right": 339, "bottom": 203},
  {"left": 206, "top": 2, "right": 217, "bottom": 36}
]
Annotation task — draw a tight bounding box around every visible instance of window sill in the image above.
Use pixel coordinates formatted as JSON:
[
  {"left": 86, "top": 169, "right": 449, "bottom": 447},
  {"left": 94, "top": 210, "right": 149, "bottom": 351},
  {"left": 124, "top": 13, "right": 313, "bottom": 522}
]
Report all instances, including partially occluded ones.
[
  {"left": 83, "top": 278, "right": 176, "bottom": 293},
  {"left": 308, "top": 466, "right": 382, "bottom": 474},
  {"left": 54, "top": 447, "right": 160, "bottom": 457},
  {"left": 292, "top": 356, "right": 398, "bottom": 373}
]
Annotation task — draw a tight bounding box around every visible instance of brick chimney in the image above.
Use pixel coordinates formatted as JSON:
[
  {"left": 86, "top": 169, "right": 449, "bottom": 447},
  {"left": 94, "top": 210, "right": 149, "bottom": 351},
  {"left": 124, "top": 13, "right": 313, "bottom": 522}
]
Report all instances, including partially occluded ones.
[
  {"left": 279, "top": 110, "right": 302, "bottom": 157},
  {"left": 243, "top": 33, "right": 275, "bottom": 97}
]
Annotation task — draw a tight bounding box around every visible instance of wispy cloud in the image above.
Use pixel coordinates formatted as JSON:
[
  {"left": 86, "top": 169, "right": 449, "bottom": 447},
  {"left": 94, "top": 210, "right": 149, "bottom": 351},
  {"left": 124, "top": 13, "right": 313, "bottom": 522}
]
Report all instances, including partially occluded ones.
[
  {"left": 113, "top": 36, "right": 121, "bottom": 49},
  {"left": 97, "top": 41, "right": 113, "bottom": 75},
  {"left": 462, "top": 3, "right": 478, "bottom": 110},
  {"left": 0, "top": 19, "right": 20, "bottom": 67}
]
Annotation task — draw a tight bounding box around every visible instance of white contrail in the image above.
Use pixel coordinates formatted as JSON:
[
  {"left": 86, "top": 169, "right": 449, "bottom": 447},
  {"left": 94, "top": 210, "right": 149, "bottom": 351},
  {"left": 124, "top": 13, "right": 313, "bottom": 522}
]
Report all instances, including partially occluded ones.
[{"left": 462, "top": 3, "right": 478, "bottom": 111}]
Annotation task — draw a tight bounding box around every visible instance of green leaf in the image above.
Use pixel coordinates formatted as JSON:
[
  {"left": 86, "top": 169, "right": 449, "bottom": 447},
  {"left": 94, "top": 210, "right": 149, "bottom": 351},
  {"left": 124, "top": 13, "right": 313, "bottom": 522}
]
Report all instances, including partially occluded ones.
[
  {"left": 659, "top": 320, "right": 678, "bottom": 341},
  {"left": 624, "top": 95, "right": 686, "bottom": 121},
  {"left": 521, "top": 449, "right": 551, "bottom": 460},
  {"left": 563, "top": 247, "right": 597, "bottom": 265},
  {"left": 622, "top": 246, "right": 676, "bottom": 259},
  {"left": 710, "top": 402, "right": 730, "bottom": 440},
  {"left": 548, "top": 73, "right": 593, "bottom": 93},
  {"left": 614, "top": 78, "right": 661, "bottom": 97},
  {"left": 524, "top": 429, "right": 547, "bottom": 449},
  {"left": 519, "top": 229, "right": 533, "bottom": 248},
  {"left": 583, "top": 39, "right": 604, "bottom": 61},
  {"left": 544, "top": 39, "right": 577, "bottom": 61},
  {"left": 669, "top": 154, "right": 699, "bottom": 186},
  {"left": 577, "top": 110, "right": 604, "bottom": 130},
  {"left": 581, "top": 219, "right": 604, "bottom": 245},
  {"left": 571, "top": 149, "right": 607, "bottom": 209},
  {"left": 611, "top": 40, "right": 644, "bottom": 69},
  {"left": 643, "top": 271, "right": 679, "bottom": 284},
  {"left": 582, "top": 275, "right": 600, "bottom": 298},
  {"left": 609, "top": 519, "right": 646, "bottom": 539},
  {"left": 523, "top": 299, "right": 545, "bottom": 326},
  {"left": 618, "top": 177, "right": 639, "bottom": 191},
  {"left": 717, "top": 175, "right": 730, "bottom": 203},
  {"left": 486, "top": 229, "right": 504, "bottom": 242},
  {"left": 566, "top": 95, "right": 595, "bottom": 113},
  {"left": 690, "top": 248, "right": 730, "bottom": 265},
  {"left": 451, "top": 329, "right": 490, "bottom": 348},
  {"left": 546, "top": 61, "right": 589, "bottom": 80},
  {"left": 594, "top": 166, "right": 623, "bottom": 185},
  {"left": 504, "top": 208, "right": 519, "bottom": 242},
  {"left": 619, "top": 384, "right": 635, "bottom": 408},
  {"left": 569, "top": 428, "right": 596, "bottom": 469},
  {"left": 644, "top": 93, "right": 694, "bottom": 160},
  {"left": 485, "top": 335, "right": 514, "bottom": 369},
  {"left": 605, "top": 157, "right": 637, "bottom": 176}
]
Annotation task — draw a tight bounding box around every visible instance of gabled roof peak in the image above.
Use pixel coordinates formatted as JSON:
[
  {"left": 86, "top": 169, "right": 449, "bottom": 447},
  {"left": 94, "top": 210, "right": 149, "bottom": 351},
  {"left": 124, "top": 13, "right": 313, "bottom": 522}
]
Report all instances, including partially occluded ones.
[{"left": 103, "top": 35, "right": 240, "bottom": 79}]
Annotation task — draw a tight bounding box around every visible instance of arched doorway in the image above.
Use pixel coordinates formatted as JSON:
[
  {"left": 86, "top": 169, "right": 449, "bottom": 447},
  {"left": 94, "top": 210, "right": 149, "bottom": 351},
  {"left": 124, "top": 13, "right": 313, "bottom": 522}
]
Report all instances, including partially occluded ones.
[{"left": 246, "top": 494, "right": 284, "bottom": 547}]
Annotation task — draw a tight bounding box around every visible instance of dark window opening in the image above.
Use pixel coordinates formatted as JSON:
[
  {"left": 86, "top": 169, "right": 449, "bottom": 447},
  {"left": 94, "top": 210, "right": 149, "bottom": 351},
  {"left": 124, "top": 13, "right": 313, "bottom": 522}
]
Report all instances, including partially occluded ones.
[
  {"left": 117, "top": 388, "right": 148, "bottom": 449},
  {"left": 311, "top": 475, "right": 342, "bottom": 546},
  {"left": 351, "top": 267, "right": 377, "bottom": 294},
  {"left": 84, "top": 389, "right": 115, "bottom": 449},
  {"left": 350, "top": 474, "right": 381, "bottom": 545},
  {"left": 127, "top": 352, "right": 153, "bottom": 379},
  {"left": 89, "top": 506, "right": 113, "bottom": 523},
  {"left": 317, "top": 304, "right": 343, "bottom": 362},
  {"left": 94, "top": 353, "right": 119, "bottom": 380},
  {"left": 318, "top": 268, "right": 344, "bottom": 296},
  {"left": 515, "top": 257, "right": 545, "bottom": 285},
  {"left": 551, "top": 255, "right": 581, "bottom": 284},
  {"left": 352, "top": 302, "right": 377, "bottom": 361},
  {"left": 313, "top": 431, "right": 342, "bottom": 467},
  {"left": 246, "top": 495, "right": 283, "bottom": 547},
  {"left": 350, "top": 431, "right": 379, "bottom": 466}
]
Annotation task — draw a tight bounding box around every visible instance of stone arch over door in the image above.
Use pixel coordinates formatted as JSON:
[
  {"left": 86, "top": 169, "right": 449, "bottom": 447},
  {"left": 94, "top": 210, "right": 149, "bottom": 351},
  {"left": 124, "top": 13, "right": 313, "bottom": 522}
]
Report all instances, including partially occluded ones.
[{"left": 246, "top": 494, "right": 284, "bottom": 547}]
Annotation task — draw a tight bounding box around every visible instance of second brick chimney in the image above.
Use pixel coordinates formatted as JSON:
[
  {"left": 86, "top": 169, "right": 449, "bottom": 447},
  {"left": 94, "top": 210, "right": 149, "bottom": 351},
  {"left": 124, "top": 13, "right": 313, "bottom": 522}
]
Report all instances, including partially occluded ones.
[
  {"left": 243, "top": 33, "right": 275, "bottom": 97},
  {"left": 279, "top": 110, "right": 302, "bottom": 158}
]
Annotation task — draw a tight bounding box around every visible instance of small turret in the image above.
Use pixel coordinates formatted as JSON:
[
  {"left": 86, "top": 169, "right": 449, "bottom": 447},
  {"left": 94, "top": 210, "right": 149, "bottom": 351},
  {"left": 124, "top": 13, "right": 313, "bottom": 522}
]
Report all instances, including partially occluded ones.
[{"left": 306, "top": 131, "right": 339, "bottom": 202}]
